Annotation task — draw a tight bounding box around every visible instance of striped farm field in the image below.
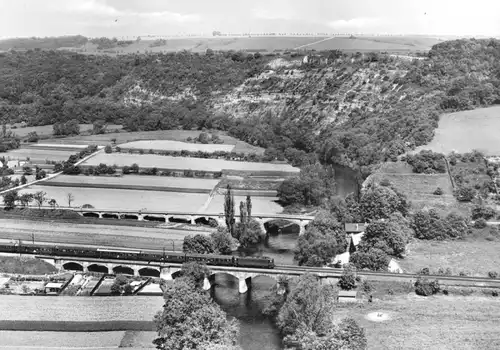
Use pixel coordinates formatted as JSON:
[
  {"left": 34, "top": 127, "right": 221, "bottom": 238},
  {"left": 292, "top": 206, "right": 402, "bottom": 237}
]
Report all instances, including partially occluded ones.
[
  {"left": 0, "top": 148, "right": 74, "bottom": 162},
  {"left": 45, "top": 175, "right": 220, "bottom": 193},
  {"left": 42, "top": 130, "right": 265, "bottom": 155},
  {"left": 19, "top": 185, "right": 210, "bottom": 212},
  {"left": 82, "top": 153, "right": 299, "bottom": 175},
  {"left": 119, "top": 140, "right": 235, "bottom": 153}
]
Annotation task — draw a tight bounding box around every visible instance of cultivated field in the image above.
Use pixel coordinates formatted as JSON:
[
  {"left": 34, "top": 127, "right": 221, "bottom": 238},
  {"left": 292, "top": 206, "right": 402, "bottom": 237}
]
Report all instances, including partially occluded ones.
[
  {"left": 398, "top": 235, "right": 500, "bottom": 277},
  {"left": 369, "top": 162, "right": 456, "bottom": 213},
  {"left": 45, "top": 175, "right": 220, "bottom": 193},
  {"left": 205, "top": 195, "right": 282, "bottom": 214},
  {"left": 7, "top": 124, "right": 122, "bottom": 138},
  {"left": 76, "top": 35, "right": 441, "bottom": 54},
  {"left": 27, "top": 143, "right": 95, "bottom": 151},
  {"left": 335, "top": 295, "right": 500, "bottom": 350},
  {"left": 19, "top": 185, "right": 210, "bottom": 212},
  {"left": 82, "top": 153, "right": 299, "bottom": 175},
  {"left": 415, "top": 106, "right": 500, "bottom": 156},
  {"left": 119, "top": 140, "right": 235, "bottom": 153},
  {"left": 0, "top": 148, "right": 75, "bottom": 162},
  {"left": 42, "top": 130, "right": 265, "bottom": 155}
]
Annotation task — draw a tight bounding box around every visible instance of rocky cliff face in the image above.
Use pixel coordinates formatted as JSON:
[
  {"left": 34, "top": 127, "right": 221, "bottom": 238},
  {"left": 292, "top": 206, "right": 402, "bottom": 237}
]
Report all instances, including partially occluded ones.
[{"left": 210, "top": 56, "right": 414, "bottom": 133}]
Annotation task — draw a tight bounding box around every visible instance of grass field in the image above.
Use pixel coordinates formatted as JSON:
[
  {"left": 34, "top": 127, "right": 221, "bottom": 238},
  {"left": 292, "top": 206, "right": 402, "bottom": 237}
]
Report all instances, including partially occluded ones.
[
  {"left": 0, "top": 148, "right": 74, "bottom": 162},
  {"left": 82, "top": 153, "right": 299, "bottom": 175},
  {"left": 19, "top": 185, "right": 210, "bottom": 211},
  {"left": 43, "top": 130, "right": 265, "bottom": 155},
  {"left": 7, "top": 124, "right": 122, "bottom": 138},
  {"left": 119, "top": 140, "right": 236, "bottom": 153},
  {"left": 205, "top": 195, "right": 282, "bottom": 214},
  {"left": 45, "top": 175, "right": 220, "bottom": 192},
  {"left": 398, "top": 234, "right": 500, "bottom": 277},
  {"left": 334, "top": 294, "right": 500, "bottom": 350},
  {"left": 0, "top": 256, "right": 57, "bottom": 274},
  {"left": 415, "top": 106, "right": 500, "bottom": 156},
  {"left": 75, "top": 35, "right": 441, "bottom": 55},
  {"left": 369, "top": 162, "right": 456, "bottom": 213}
]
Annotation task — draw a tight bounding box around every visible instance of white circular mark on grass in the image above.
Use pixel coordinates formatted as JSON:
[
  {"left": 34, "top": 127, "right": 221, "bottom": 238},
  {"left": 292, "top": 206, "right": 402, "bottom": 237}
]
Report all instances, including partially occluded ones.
[{"left": 365, "top": 312, "right": 391, "bottom": 322}]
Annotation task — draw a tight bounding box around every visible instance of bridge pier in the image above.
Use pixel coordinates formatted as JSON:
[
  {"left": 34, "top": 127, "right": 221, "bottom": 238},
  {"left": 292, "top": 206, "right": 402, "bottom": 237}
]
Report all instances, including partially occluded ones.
[
  {"left": 299, "top": 221, "right": 308, "bottom": 236},
  {"left": 239, "top": 278, "right": 249, "bottom": 294},
  {"left": 203, "top": 277, "right": 211, "bottom": 291},
  {"left": 160, "top": 266, "right": 181, "bottom": 280}
]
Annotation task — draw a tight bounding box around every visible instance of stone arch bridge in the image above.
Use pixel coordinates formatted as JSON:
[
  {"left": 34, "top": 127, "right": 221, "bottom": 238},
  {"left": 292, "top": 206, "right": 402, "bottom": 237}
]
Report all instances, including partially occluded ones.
[
  {"left": 70, "top": 208, "right": 314, "bottom": 235},
  {"left": 44, "top": 256, "right": 341, "bottom": 294}
]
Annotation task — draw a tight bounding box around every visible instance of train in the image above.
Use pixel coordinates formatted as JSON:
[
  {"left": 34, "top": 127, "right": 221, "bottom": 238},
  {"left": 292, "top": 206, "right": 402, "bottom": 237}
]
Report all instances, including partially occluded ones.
[{"left": 0, "top": 242, "right": 276, "bottom": 269}]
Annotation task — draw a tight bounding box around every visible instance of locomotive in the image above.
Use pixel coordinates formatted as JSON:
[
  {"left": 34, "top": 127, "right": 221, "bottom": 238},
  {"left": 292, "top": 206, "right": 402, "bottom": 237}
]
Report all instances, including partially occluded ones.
[{"left": 0, "top": 242, "right": 276, "bottom": 269}]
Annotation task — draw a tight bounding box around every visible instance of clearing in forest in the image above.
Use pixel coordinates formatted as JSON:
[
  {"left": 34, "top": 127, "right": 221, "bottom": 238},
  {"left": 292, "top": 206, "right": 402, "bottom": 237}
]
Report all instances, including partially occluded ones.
[{"left": 415, "top": 106, "right": 500, "bottom": 156}]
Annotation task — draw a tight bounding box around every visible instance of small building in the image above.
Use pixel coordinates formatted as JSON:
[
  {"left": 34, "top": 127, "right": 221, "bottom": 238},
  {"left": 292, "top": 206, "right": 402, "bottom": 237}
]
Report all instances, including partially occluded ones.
[
  {"left": 338, "top": 290, "right": 358, "bottom": 303},
  {"left": 302, "top": 55, "right": 328, "bottom": 65},
  {"left": 44, "top": 282, "right": 63, "bottom": 295},
  {"left": 345, "top": 223, "right": 368, "bottom": 234}
]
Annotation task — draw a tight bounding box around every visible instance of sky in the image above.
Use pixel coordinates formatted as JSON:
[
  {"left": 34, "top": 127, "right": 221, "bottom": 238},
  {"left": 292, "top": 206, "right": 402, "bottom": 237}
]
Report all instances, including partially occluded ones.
[{"left": 0, "top": 0, "right": 499, "bottom": 38}]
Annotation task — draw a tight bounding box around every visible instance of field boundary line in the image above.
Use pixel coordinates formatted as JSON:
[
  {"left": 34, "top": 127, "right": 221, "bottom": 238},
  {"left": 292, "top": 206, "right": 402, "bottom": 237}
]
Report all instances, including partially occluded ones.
[
  {"left": 294, "top": 36, "right": 335, "bottom": 50},
  {"left": 199, "top": 183, "right": 219, "bottom": 212},
  {"left": 0, "top": 149, "right": 103, "bottom": 196}
]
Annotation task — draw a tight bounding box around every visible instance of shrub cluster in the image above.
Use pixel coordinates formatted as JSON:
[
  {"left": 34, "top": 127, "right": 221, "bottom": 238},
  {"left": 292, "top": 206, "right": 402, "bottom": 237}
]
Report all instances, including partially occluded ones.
[
  {"left": 405, "top": 150, "right": 446, "bottom": 174},
  {"left": 411, "top": 209, "right": 471, "bottom": 240},
  {"left": 414, "top": 277, "right": 440, "bottom": 296}
]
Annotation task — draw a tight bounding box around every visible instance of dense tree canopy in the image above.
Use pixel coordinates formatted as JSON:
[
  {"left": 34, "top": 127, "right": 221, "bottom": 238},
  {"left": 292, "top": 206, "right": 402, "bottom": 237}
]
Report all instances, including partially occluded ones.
[
  {"left": 359, "top": 185, "right": 410, "bottom": 221},
  {"left": 153, "top": 278, "right": 239, "bottom": 350},
  {"left": 294, "top": 211, "right": 347, "bottom": 266}
]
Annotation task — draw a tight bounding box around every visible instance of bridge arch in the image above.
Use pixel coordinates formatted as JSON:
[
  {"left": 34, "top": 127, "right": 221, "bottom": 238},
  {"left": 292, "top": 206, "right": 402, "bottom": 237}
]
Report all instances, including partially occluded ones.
[
  {"left": 264, "top": 219, "right": 301, "bottom": 235},
  {"left": 169, "top": 216, "right": 192, "bottom": 224},
  {"left": 113, "top": 266, "right": 135, "bottom": 275},
  {"left": 138, "top": 267, "right": 160, "bottom": 277},
  {"left": 194, "top": 216, "right": 218, "bottom": 227},
  {"left": 102, "top": 213, "right": 119, "bottom": 219},
  {"left": 63, "top": 262, "right": 84, "bottom": 271},
  {"left": 82, "top": 212, "right": 99, "bottom": 218},
  {"left": 143, "top": 215, "right": 166, "bottom": 222},
  {"left": 87, "top": 264, "right": 109, "bottom": 274},
  {"left": 122, "top": 214, "right": 139, "bottom": 220}
]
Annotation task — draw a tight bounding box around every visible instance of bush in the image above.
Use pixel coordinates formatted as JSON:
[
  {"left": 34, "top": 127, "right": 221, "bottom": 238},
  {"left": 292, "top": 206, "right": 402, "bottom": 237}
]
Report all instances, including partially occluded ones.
[
  {"left": 379, "top": 178, "right": 391, "bottom": 187},
  {"left": 433, "top": 187, "right": 443, "bottom": 195},
  {"left": 474, "top": 218, "right": 487, "bottom": 229},
  {"left": 488, "top": 271, "right": 498, "bottom": 279},
  {"left": 406, "top": 150, "right": 446, "bottom": 174},
  {"left": 104, "top": 145, "right": 112, "bottom": 153},
  {"left": 493, "top": 291, "right": 499, "bottom": 297},
  {"left": 414, "top": 277, "right": 440, "bottom": 296},
  {"left": 349, "top": 248, "right": 390, "bottom": 271},
  {"left": 338, "top": 265, "right": 357, "bottom": 290},
  {"left": 471, "top": 205, "right": 496, "bottom": 220},
  {"left": 419, "top": 267, "right": 430, "bottom": 275},
  {"left": 454, "top": 186, "right": 476, "bottom": 202}
]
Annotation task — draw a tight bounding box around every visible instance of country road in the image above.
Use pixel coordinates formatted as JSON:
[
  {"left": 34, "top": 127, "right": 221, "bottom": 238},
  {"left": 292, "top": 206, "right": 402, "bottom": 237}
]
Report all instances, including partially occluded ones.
[{"left": 0, "top": 219, "right": 212, "bottom": 251}]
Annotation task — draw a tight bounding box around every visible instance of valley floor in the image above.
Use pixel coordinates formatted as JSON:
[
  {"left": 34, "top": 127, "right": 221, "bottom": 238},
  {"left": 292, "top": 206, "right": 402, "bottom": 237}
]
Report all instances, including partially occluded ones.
[{"left": 335, "top": 294, "right": 500, "bottom": 350}]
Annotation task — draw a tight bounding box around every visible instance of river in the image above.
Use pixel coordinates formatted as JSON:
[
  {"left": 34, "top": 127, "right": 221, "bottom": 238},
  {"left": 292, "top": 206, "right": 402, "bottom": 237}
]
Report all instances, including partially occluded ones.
[{"left": 0, "top": 164, "right": 358, "bottom": 350}]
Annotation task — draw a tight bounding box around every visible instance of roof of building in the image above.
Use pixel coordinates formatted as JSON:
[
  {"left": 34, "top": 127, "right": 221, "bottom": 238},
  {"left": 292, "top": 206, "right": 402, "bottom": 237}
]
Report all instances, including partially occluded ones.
[
  {"left": 45, "top": 282, "right": 63, "bottom": 289},
  {"left": 338, "top": 290, "right": 358, "bottom": 297},
  {"left": 351, "top": 232, "right": 365, "bottom": 246},
  {"left": 345, "top": 223, "right": 367, "bottom": 233},
  {"left": 333, "top": 251, "right": 350, "bottom": 265}
]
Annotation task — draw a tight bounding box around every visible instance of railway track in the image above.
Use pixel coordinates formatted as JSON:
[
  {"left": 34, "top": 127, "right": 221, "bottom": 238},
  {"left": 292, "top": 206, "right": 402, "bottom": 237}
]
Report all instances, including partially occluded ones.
[{"left": 4, "top": 241, "right": 500, "bottom": 289}]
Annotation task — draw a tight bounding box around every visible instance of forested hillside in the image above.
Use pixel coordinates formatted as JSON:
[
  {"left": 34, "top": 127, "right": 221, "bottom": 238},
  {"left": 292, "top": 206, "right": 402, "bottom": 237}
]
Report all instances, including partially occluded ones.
[{"left": 1, "top": 39, "right": 499, "bottom": 174}]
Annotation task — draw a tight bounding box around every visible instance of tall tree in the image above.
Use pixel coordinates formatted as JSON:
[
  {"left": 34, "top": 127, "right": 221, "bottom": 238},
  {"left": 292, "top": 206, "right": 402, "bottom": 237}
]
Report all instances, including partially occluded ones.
[
  {"left": 239, "top": 201, "right": 247, "bottom": 240},
  {"left": 224, "top": 185, "right": 235, "bottom": 237},
  {"left": 33, "top": 191, "right": 47, "bottom": 209},
  {"left": 246, "top": 195, "right": 252, "bottom": 219},
  {"left": 67, "top": 192, "right": 75, "bottom": 207}
]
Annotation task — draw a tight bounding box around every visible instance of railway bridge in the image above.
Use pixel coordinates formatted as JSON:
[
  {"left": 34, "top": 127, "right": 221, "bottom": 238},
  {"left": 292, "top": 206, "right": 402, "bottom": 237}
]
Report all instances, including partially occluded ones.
[
  {"left": 43, "top": 256, "right": 341, "bottom": 294},
  {"left": 71, "top": 208, "right": 314, "bottom": 235}
]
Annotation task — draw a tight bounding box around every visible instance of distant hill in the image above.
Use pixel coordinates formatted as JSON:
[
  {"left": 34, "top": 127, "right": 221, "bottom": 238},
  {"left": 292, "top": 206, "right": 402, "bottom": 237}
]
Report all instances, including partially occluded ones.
[
  {"left": 0, "top": 38, "right": 499, "bottom": 174},
  {"left": 0, "top": 35, "right": 88, "bottom": 51},
  {"left": 0, "top": 35, "right": 445, "bottom": 54}
]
